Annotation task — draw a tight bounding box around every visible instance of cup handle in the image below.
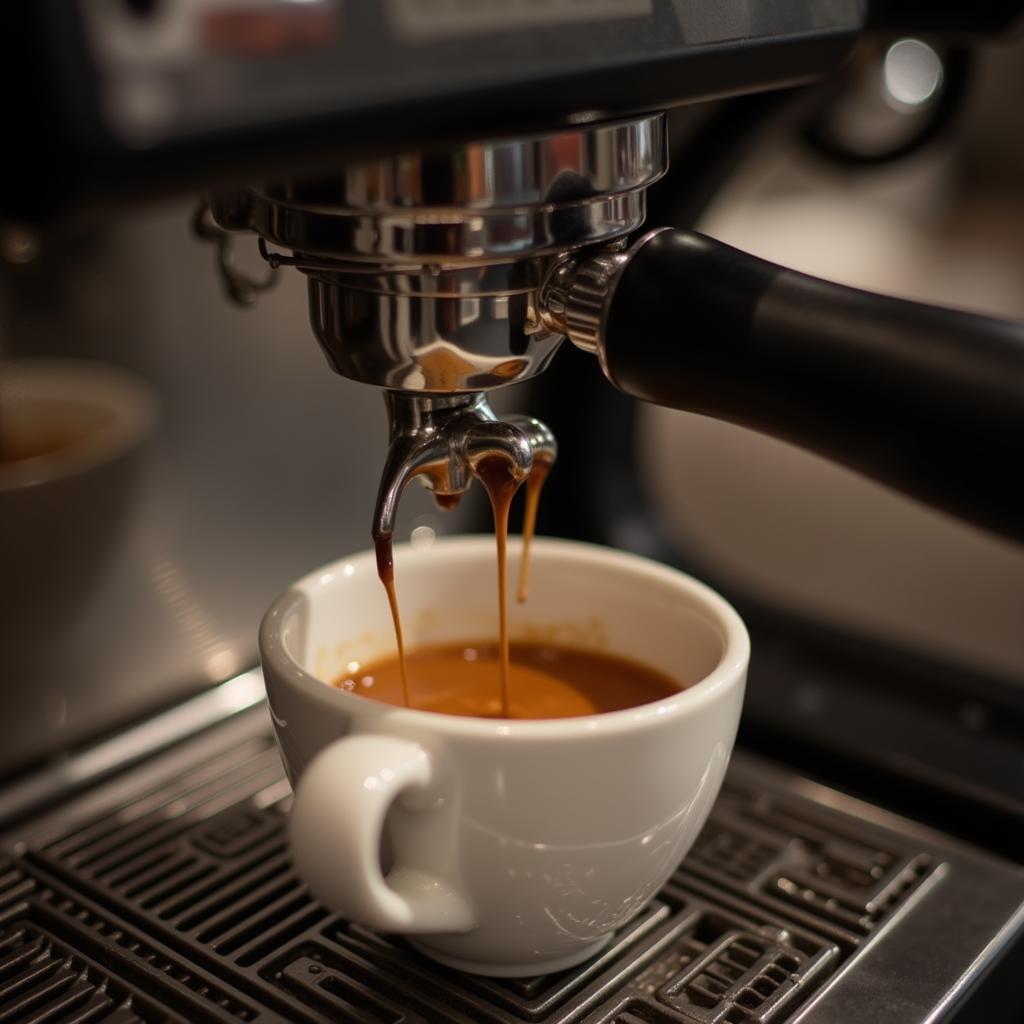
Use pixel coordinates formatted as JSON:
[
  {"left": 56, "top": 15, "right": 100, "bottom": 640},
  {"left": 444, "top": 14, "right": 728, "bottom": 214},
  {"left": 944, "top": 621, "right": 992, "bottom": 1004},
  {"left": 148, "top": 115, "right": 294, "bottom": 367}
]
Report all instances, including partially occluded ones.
[{"left": 290, "top": 735, "right": 476, "bottom": 934}]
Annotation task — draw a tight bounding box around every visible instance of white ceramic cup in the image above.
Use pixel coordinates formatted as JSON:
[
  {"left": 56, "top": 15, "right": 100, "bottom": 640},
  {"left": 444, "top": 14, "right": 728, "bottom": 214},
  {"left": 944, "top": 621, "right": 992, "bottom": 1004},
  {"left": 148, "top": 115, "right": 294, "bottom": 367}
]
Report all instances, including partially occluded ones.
[{"left": 260, "top": 536, "right": 748, "bottom": 977}]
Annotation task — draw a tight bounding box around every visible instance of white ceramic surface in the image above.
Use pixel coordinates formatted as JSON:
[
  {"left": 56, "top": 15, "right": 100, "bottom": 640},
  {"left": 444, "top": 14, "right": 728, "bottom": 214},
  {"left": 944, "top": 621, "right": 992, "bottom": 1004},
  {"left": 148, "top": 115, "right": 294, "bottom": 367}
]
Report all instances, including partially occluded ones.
[{"left": 260, "top": 536, "right": 748, "bottom": 976}]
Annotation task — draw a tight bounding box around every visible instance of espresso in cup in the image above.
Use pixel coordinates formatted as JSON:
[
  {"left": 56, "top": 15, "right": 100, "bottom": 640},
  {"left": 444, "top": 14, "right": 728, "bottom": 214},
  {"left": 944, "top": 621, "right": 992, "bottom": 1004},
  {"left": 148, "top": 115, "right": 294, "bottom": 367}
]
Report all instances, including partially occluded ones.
[{"left": 334, "top": 641, "right": 683, "bottom": 719}]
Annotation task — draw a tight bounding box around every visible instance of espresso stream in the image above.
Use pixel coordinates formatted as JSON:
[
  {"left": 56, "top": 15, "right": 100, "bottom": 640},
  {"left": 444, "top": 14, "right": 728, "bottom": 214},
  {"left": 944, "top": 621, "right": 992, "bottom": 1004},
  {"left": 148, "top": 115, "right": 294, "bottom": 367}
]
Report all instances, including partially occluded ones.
[
  {"left": 365, "top": 454, "right": 677, "bottom": 720},
  {"left": 515, "top": 454, "right": 552, "bottom": 604},
  {"left": 473, "top": 455, "right": 523, "bottom": 716},
  {"left": 373, "top": 537, "right": 410, "bottom": 708},
  {"left": 373, "top": 453, "right": 540, "bottom": 717}
]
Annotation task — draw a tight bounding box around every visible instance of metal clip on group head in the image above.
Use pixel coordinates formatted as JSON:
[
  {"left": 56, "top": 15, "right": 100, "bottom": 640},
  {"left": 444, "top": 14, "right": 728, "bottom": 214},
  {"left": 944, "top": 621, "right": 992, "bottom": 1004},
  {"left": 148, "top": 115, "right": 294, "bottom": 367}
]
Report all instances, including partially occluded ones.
[{"left": 372, "top": 393, "right": 557, "bottom": 543}]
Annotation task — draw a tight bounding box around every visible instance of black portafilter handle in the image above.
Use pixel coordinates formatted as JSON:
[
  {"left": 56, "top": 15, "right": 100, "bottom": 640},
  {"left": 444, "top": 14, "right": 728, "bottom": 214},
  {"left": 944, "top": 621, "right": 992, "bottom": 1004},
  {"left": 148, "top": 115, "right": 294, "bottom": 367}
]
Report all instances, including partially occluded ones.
[{"left": 568, "top": 228, "right": 1024, "bottom": 542}]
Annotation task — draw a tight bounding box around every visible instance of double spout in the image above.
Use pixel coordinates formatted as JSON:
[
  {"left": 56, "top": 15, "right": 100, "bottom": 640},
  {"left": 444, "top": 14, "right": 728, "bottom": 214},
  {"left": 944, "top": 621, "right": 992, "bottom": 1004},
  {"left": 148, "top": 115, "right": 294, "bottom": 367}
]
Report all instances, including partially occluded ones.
[{"left": 372, "top": 393, "right": 557, "bottom": 544}]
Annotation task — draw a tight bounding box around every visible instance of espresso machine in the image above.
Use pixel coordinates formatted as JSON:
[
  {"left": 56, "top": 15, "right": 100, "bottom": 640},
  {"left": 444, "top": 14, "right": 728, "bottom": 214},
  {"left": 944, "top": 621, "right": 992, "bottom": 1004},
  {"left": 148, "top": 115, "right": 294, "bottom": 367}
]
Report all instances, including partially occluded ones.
[{"left": 3, "top": 3, "right": 1024, "bottom": 1022}]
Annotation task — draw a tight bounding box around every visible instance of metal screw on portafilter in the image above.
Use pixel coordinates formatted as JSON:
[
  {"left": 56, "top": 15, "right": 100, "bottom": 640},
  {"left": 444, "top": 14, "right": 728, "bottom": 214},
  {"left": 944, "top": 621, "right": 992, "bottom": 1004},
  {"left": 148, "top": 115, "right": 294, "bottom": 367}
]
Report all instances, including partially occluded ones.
[{"left": 372, "top": 392, "right": 557, "bottom": 546}]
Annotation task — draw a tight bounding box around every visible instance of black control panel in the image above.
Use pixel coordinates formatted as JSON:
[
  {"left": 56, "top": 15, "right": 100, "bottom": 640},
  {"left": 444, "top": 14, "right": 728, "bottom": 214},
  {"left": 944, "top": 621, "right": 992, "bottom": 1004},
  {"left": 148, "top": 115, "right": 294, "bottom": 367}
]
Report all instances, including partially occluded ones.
[{"left": 12, "top": 0, "right": 864, "bottom": 220}]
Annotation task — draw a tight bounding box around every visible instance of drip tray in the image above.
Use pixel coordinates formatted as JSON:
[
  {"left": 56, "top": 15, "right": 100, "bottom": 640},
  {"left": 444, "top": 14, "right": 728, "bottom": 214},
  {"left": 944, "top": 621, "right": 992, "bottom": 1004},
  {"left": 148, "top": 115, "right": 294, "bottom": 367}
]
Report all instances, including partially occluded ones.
[{"left": 2, "top": 704, "right": 1022, "bottom": 1024}]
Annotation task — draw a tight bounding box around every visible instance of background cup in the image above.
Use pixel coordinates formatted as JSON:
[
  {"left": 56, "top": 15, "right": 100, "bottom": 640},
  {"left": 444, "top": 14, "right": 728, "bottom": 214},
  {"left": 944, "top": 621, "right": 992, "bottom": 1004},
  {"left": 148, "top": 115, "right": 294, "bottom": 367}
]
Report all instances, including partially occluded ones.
[
  {"left": 260, "top": 536, "right": 749, "bottom": 976},
  {"left": 0, "top": 358, "right": 156, "bottom": 653}
]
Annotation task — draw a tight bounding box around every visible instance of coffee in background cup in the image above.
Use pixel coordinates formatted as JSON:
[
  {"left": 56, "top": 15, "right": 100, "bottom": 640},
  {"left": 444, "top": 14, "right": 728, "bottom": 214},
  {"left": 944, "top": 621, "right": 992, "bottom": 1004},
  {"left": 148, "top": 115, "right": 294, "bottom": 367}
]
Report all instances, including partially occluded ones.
[{"left": 0, "top": 359, "right": 156, "bottom": 650}]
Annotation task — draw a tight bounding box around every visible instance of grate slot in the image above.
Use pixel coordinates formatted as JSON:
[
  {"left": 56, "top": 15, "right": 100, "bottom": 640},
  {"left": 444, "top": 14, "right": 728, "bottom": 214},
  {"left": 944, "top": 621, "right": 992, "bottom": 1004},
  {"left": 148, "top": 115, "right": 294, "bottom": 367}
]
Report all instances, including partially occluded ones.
[
  {"left": 1, "top": 926, "right": 40, "bottom": 966},
  {"left": 212, "top": 890, "right": 313, "bottom": 955},
  {"left": 123, "top": 857, "right": 200, "bottom": 902},
  {"left": 175, "top": 855, "right": 291, "bottom": 932},
  {"left": 45, "top": 988, "right": 123, "bottom": 1024},
  {"left": 234, "top": 906, "right": 330, "bottom": 968},
  {"left": 0, "top": 865, "right": 32, "bottom": 894},
  {"left": 106, "top": 851, "right": 180, "bottom": 894},
  {"left": 0, "top": 920, "right": 172, "bottom": 1024},
  {"left": 318, "top": 974, "right": 405, "bottom": 1023},
  {"left": 0, "top": 928, "right": 54, "bottom": 990},
  {"left": 863, "top": 856, "right": 932, "bottom": 922},
  {"left": 771, "top": 877, "right": 869, "bottom": 933},
  {"left": 768, "top": 855, "right": 930, "bottom": 937},
  {"left": 194, "top": 876, "right": 301, "bottom": 944},
  {"left": 657, "top": 924, "right": 820, "bottom": 1024},
  {"left": 76, "top": 763, "right": 285, "bottom": 880},
  {"left": 29, "top": 892, "right": 259, "bottom": 1022},
  {"left": 0, "top": 883, "right": 36, "bottom": 926},
  {"left": 1, "top": 956, "right": 68, "bottom": 1006},
  {"left": 730, "top": 795, "right": 901, "bottom": 874},
  {"left": 588, "top": 1000, "right": 678, "bottom": 1023},
  {"left": 9, "top": 973, "right": 102, "bottom": 1024},
  {"left": 284, "top": 958, "right": 411, "bottom": 1024},
  {"left": 193, "top": 812, "right": 282, "bottom": 861},
  {"left": 685, "top": 823, "right": 782, "bottom": 885},
  {"left": 47, "top": 742, "right": 278, "bottom": 863},
  {"left": 139, "top": 864, "right": 217, "bottom": 911},
  {"left": 157, "top": 842, "right": 288, "bottom": 922},
  {"left": 813, "top": 840, "right": 890, "bottom": 887},
  {"left": 269, "top": 947, "right": 430, "bottom": 1023},
  {"left": 70, "top": 752, "right": 282, "bottom": 872},
  {"left": 2, "top": 970, "right": 76, "bottom": 1021}
]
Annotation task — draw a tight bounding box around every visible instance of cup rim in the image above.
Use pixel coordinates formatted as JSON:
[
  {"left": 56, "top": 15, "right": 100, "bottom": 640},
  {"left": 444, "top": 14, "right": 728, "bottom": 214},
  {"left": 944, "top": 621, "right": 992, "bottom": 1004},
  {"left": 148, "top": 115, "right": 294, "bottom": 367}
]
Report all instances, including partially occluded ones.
[
  {"left": 260, "top": 536, "right": 749, "bottom": 740},
  {"left": 0, "top": 358, "right": 156, "bottom": 492}
]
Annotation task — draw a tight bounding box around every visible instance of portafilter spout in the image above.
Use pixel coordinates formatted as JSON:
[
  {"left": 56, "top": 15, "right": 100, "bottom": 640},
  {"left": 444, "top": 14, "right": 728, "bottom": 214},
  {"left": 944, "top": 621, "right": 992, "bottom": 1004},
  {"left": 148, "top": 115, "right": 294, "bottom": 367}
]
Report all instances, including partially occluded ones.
[{"left": 372, "top": 392, "right": 557, "bottom": 546}]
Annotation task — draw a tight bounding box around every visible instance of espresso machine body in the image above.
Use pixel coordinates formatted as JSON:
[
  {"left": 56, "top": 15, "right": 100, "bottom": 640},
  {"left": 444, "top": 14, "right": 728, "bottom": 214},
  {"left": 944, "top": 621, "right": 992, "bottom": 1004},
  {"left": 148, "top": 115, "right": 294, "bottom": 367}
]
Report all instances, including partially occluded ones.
[
  {"left": 3, "top": 3, "right": 1024, "bottom": 1022},
  {"left": 13, "top": 1, "right": 866, "bottom": 219}
]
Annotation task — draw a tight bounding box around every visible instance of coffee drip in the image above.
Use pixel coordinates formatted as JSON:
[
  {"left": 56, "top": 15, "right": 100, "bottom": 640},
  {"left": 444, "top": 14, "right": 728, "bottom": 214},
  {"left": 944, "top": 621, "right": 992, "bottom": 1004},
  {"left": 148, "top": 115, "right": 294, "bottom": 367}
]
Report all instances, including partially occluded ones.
[
  {"left": 473, "top": 455, "right": 524, "bottom": 717},
  {"left": 516, "top": 455, "right": 552, "bottom": 605},
  {"left": 372, "top": 536, "right": 410, "bottom": 709},
  {"left": 373, "top": 452, "right": 551, "bottom": 717}
]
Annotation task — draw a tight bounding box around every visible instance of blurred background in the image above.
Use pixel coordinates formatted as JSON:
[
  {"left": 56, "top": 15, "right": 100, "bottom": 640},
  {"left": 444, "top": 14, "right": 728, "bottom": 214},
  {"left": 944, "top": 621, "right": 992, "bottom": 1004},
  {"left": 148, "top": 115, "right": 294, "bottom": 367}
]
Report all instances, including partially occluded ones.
[{"left": 640, "top": 36, "right": 1024, "bottom": 683}]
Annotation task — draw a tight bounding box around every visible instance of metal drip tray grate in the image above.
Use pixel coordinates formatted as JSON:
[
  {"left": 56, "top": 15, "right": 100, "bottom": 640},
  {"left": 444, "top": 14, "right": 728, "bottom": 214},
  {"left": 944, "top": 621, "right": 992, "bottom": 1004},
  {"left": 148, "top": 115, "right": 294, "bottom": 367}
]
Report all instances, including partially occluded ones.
[
  {"left": 2, "top": 706, "right": 1021, "bottom": 1023},
  {"left": 0, "top": 858, "right": 261, "bottom": 1022},
  {"left": 0, "top": 919, "right": 159, "bottom": 1024},
  {"left": 674, "top": 786, "right": 934, "bottom": 954},
  {"left": 586, "top": 899, "right": 835, "bottom": 1024}
]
